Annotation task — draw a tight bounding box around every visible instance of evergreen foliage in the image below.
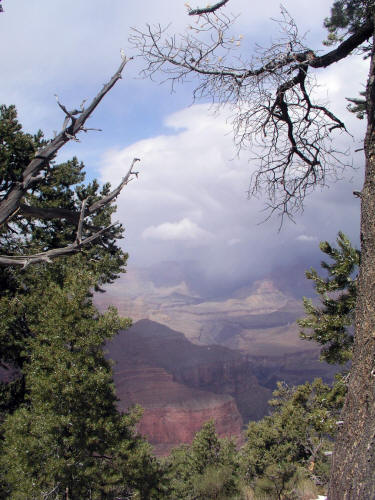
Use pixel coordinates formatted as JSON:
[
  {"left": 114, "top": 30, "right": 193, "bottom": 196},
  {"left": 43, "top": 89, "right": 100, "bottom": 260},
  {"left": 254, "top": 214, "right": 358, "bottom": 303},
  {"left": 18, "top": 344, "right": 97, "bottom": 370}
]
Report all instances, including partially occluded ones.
[
  {"left": 298, "top": 232, "right": 359, "bottom": 364},
  {"left": 324, "top": 0, "right": 375, "bottom": 45},
  {"left": 324, "top": 3, "right": 369, "bottom": 130},
  {"left": 0, "top": 106, "right": 164, "bottom": 497},
  {"left": 0, "top": 266, "right": 161, "bottom": 498},
  {"left": 0, "top": 104, "right": 126, "bottom": 280},
  {"left": 165, "top": 421, "right": 242, "bottom": 499},
  {"left": 346, "top": 90, "right": 367, "bottom": 119},
  {"left": 0, "top": 104, "right": 127, "bottom": 417},
  {"left": 240, "top": 378, "right": 345, "bottom": 495}
]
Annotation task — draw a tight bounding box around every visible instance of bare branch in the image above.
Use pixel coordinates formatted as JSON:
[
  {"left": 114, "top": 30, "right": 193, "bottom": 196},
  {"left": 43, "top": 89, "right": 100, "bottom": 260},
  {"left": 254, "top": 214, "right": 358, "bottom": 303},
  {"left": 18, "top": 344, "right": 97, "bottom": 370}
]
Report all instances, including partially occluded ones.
[
  {"left": 88, "top": 158, "right": 140, "bottom": 215},
  {"left": 17, "top": 158, "right": 140, "bottom": 226},
  {"left": 131, "top": 8, "right": 368, "bottom": 218},
  {"left": 188, "top": 0, "right": 230, "bottom": 16},
  {"left": 0, "top": 156, "right": 141, "bottom": 266},
  {"left": 310, "top": 19, "right": 373, "bottom": 68},
  {"left": 18, "top": 204, "right": 82, "bottom": 224},
  {"left": 0, "top": 57, "right": 141, "bottom": 267},
  {"left": 76, "top": 198, "right": 88, "bottom": 245},
  {"left": 0, "top": 223, "right": 117, "bottom": 268},
  {"left": 0, "top": 56, "right": 132, "bottom": 228}
]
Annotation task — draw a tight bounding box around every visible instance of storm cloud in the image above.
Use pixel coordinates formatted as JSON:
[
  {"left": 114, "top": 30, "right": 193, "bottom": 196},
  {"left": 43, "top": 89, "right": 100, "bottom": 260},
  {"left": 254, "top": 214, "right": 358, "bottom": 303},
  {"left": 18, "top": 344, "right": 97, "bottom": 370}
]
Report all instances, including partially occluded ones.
[
  {"left": 99, "top": 103, "right": 362, "bottom": 295},
  {"left": 0, "top": 0, "right": 367, "bottom": 295}
]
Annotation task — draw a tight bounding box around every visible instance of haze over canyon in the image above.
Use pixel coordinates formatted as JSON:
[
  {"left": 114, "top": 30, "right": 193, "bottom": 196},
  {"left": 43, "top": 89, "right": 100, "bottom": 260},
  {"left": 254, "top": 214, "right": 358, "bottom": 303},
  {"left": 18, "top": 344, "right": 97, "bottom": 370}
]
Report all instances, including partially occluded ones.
[{"left": 96, "top": 260, "right": 339, "bottom": 454}]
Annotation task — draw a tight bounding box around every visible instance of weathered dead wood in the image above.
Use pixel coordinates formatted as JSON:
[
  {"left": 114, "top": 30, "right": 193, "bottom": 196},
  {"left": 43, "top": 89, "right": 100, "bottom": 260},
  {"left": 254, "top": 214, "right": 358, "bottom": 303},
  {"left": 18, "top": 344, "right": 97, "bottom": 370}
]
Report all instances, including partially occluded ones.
[{"left": 0, "top": 55, "right": 140, "bottom": 267}]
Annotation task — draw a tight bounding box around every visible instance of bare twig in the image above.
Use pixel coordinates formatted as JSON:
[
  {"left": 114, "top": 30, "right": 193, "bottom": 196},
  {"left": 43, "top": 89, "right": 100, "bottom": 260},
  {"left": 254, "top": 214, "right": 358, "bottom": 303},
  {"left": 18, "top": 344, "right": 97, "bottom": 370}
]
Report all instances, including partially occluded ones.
[
  {"left": 131, "top": 8, "right": 372, "bottom": 219},
  {"left": 88, "top": 158, "right": 140, "bottom": 215}
]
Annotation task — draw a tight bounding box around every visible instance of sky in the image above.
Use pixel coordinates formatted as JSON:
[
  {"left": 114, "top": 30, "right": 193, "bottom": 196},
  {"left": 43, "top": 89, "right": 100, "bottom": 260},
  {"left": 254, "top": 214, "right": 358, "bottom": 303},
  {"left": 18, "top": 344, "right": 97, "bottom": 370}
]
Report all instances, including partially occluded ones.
[{"left": 0, "top": 1, "right": 368, "bottom": 296}]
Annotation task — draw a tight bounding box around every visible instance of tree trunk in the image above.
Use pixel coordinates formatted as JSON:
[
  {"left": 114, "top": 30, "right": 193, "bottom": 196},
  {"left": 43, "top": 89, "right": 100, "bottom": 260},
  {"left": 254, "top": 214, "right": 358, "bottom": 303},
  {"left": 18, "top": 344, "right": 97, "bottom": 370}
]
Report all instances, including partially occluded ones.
[{"left": 328, "top": 25, "right": 375, "bottom": 500}]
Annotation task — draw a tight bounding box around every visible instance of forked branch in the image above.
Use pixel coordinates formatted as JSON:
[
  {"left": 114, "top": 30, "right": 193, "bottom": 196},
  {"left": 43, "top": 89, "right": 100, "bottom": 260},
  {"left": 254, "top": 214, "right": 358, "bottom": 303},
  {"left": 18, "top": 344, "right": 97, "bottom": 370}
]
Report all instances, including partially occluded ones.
[
  {"left": 18, "top": 158, "right": 141, "bottom": 225},
  {"left": 0, "top": 56, "right": 140, "bottom": 266},
  {"left": 131, "top": 8, "right": 372, "bottom": 218},
  {"left": 0, "top": 56, "right": 132, "bottom": 228}
]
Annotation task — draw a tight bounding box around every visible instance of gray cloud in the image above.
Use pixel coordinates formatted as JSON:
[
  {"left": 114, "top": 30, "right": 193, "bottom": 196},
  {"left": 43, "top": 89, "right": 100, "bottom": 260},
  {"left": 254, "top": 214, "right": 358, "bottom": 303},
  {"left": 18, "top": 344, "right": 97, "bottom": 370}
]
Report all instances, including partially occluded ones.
[
  {"left": 99, "top": 103, "right": 362, "bottom": 295},
  {"left": 0, "top": 1, "right": 366, "bottom": 295}
]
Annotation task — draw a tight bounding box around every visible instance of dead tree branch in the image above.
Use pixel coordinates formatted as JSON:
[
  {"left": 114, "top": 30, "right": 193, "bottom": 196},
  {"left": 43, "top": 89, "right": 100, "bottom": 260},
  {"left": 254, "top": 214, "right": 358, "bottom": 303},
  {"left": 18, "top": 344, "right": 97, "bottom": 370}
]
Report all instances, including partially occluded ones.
[
  {"left": 88, "top": 158, "right": 140, "bottom": 215},
  {"left": 0, "top": 56, "right": 140, "bottom": 266},
  {"left": 0, "top": 56, "right": 132, "bottom": 228},
  {"left": 188, "top": 0, "right": 230, "bottom": 16},
  {"left": 131, "top": 8, "right": 372, "bottom": 219},
  {"left": 0, "top": 224, "right": 117, "bottom": 267},
  {"left": 17, "top": 158, "right": 141, "bottom": 225}
]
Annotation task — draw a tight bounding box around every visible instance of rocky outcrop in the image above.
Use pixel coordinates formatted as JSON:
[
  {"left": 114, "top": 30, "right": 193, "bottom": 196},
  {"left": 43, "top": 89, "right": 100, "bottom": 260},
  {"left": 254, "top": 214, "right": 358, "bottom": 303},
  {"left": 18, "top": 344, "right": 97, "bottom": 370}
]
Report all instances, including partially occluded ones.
[
  {"left": 112, "top": 361, "right": 242, "bottom": 455},
  {"left": 106, "top": 319, "right": 338, "bottom": 454},
  {"left": 173, "top": 358, "right": 271, "bottom": 422},
  {"left": 140, "top": 400, "right": 241, "bottom": 456},
  {"left": 107, "top": 320, "right": 272, "bottom": 425},
  {"left": 95, "top": 272, "right": 310, "bottom": 353}
]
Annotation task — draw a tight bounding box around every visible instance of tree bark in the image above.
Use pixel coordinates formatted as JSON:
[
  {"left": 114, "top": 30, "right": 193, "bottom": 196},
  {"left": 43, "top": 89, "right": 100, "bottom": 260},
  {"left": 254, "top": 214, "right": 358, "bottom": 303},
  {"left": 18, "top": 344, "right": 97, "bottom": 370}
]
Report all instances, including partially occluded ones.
[{"left": 328, "top": 22, "right": 375, "bottom": 500}]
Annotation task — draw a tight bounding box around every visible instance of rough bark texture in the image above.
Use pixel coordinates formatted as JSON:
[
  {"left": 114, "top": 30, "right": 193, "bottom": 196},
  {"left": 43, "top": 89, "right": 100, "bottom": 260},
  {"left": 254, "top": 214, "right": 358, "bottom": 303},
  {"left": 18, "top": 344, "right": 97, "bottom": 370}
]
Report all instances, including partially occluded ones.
[{"left": 328, "top": 21, "right": 375, "bottom": 500}]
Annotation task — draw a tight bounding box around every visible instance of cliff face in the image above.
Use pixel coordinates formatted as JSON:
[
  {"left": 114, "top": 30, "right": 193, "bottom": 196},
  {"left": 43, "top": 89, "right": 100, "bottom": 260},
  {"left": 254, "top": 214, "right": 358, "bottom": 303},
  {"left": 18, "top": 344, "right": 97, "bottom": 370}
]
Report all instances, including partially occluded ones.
[
  {"left": 106, "top": 319, "right": 338, "bottom": 454},
  {"left": 107, "top": 320, "right": 272, "bottom": 426},
  {"left": 112, "top": 361, "right": 242, "bottom": 455},
  {"left": 107, "top": 320, "right": 269, "bottom": 453},
  {"left": 140, "top": 400, "right": 241, "bottom": 456},
  {"left": 173, "top": 358, "right": 271, "bottom": 422}
]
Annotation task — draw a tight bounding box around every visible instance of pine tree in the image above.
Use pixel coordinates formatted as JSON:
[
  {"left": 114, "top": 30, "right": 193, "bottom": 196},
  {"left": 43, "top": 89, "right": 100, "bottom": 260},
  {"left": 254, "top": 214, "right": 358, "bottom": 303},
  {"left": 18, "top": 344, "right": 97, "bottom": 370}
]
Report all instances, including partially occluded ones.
[
  {"left": 165, "top": 421, "right": 241, "bottom": 500},
  {"left": 298, "top": 232, "right": 359, "bottom": 364},
  {"left": 324, "top": 0, "right": 375, "bottom": 45},
  {"left": 0, "top": 265, "right": 161, "bottom": 499},
  {"left": 0, "top": 105, "right": 163, "bottom": 497},
  {"left": 0, "top": 104, "right": 127, "bottom": 418},
  {"left": 240, "top": 378, "right": 345, "bottom": 495}
]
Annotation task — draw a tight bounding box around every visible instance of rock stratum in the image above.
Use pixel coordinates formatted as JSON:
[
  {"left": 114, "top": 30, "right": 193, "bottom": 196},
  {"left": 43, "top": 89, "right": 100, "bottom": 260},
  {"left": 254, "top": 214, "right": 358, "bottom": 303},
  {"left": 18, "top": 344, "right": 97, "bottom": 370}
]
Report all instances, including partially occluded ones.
[
  {"left": 97, "top": 266, "right": 339, "bottom": 454},
  {"left": 106, "top": 319, "right": 338, "bottom": 455},
  {"left": 96, "top": 269, "right": 310, "bottom": 355},
  {"left": 106, "top": 319, "right": 267, "bottom": 454},
  {"left": 113, "top": 361, "right": 242, "bottom": 455}
]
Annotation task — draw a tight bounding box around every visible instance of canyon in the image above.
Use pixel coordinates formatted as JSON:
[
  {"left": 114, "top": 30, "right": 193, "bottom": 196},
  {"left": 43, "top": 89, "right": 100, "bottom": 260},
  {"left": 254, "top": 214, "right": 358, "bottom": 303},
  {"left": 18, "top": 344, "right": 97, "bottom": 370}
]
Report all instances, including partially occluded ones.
[
  {"left": 97, "top": 268, "right": 309, "bottom": 351},
  {"left": 106, "top": 319, "right": 264, "bottom": 454},
  {"left": 106, "top": 317, "right": 338, "bottom": 454}
]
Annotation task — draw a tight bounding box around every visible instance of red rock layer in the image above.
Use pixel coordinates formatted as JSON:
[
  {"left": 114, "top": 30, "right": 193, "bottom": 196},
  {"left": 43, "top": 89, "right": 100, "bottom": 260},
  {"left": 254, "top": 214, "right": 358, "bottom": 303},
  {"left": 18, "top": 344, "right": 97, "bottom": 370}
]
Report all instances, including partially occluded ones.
[{"left": 114, "top": 363, "right": 243, "bottom": 455}]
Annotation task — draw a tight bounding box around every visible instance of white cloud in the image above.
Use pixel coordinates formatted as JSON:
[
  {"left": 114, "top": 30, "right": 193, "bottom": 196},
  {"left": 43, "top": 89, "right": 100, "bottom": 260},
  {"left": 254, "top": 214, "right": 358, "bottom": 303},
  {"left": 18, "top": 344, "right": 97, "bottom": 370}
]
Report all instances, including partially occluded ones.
[
  {"left": 99, "top": 103, "right": 360, "bottom": 287},
  {"left": 1, "top": 1, "right": 363, "bottom": 289},
  {"left": 142, "top": 218, "right": 213, "bottom": 242},
  {"left": 296, "top": 235, "right": 318, "bottom": 243}
]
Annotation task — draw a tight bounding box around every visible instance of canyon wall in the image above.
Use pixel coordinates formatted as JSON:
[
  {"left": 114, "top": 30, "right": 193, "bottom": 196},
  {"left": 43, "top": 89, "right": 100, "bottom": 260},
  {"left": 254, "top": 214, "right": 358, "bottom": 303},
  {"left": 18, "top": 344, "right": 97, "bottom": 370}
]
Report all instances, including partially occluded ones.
[
  {"left": 107, "top": 320, "right": 273, "bottom": 426},
  {"left": 112, "top": 360, "right": 242, "bottom": 455}
]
